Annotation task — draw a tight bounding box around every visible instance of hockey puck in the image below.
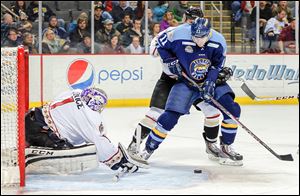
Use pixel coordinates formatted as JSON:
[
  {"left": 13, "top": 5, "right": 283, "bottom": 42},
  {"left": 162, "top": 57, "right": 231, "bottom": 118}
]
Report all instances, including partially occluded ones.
[{"left": 194, "top": 169, "right": 202, "bottom": 173}]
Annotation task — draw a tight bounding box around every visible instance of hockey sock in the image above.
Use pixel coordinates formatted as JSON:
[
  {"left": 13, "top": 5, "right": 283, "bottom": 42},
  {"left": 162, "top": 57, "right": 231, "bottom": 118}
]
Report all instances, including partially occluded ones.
[
  {"left": 218, "top": 94, "right": 241, "bottom": 145},
  {"left": 203, "top": 113, "right": 220, "bottom": 142},
  {"left": 145, "top": 110, "right": 182, "bottom": 152},
  {"left": 204, "top": 125, "right": 219, "bottom": 143}
]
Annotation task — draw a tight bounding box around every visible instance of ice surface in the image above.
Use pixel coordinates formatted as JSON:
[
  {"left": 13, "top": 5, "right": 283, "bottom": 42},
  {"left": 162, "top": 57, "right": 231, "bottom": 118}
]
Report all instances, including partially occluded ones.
[{"left": 2, "top": 105, "right": 299, "bottom": 195}]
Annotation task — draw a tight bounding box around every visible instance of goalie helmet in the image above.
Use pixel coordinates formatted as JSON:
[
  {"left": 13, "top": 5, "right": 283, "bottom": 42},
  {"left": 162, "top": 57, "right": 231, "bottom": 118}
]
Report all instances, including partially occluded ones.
[{"left": 80, "top": 87, "right": 108, "bottom": 113}]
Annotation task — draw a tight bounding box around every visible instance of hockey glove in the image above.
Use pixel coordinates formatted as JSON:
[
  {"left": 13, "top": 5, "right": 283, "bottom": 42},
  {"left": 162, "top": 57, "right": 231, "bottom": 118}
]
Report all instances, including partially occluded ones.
[
  {"left": 202, "top": 80, "right": 215, "bottom": 102},
  {"left": 216, "top": 67, "right": 233, "bottom": 85},
  {"left": 164, "top": 57, "right": 183, "bottom": 79}
]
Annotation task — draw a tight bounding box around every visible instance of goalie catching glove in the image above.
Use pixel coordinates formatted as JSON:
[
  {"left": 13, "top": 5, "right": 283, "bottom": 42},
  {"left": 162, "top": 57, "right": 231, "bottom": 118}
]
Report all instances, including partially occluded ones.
[{"left": 104, "top": 143, "right": 149, "bottom": 173}]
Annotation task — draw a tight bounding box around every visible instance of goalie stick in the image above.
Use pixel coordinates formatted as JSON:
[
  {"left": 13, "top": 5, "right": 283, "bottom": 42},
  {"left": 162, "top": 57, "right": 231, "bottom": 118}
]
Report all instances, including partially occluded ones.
[
  {"left": 181, "top": 72, "right": 294, "bottom": 161},
  {"left": 241, "top": 82, "right": 298, "bottom": 101}
]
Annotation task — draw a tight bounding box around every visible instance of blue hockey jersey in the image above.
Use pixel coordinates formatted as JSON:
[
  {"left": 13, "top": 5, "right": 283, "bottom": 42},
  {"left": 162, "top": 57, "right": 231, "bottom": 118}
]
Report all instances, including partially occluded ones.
[{"left": 157, "top": 23, "right": 227, "bottom": 83}]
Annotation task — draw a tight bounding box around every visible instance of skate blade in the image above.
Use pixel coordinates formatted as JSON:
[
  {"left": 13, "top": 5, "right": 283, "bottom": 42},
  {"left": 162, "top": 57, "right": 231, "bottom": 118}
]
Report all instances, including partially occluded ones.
[
  {"left": 208, "top": 154, "right": 220, "bottom": 161},
  {"left": 219, "top": 157, "right": 243, "bottom": 166}
]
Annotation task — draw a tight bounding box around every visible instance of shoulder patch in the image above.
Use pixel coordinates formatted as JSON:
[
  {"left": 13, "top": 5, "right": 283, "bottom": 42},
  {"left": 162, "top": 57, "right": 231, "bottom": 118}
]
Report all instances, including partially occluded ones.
[{"left": 207, "top": 43, "right": 220, "bottom": 48}]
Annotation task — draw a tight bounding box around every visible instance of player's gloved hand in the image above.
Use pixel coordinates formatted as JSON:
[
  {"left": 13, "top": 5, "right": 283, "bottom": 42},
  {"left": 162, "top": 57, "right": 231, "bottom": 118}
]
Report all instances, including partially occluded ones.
[
  {"left": 202, "top": 80, "right": 215, "bottom": 102},
  {"left": 216, "top": 67, "right": 233, "bottom": 85},
  {"left": 164, "top": 57, "right": 183, "bottom": 79}
]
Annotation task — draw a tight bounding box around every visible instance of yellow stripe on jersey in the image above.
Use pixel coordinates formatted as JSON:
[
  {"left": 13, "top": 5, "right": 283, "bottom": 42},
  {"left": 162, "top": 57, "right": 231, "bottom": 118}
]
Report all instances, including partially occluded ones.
[
  {"left": 152, "top": 128, "right": 167, "bottom": 139},
  {"left": 221, "top": 122, "right": 238, "bottom": 129}
]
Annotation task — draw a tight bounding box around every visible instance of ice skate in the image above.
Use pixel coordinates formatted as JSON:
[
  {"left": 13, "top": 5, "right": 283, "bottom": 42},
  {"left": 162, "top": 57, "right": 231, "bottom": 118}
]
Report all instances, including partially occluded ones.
[
  {"left": 218, "top": 136, "right": 243, "bottom": 166},
  {"left": 202, "top": 133, "right": 222, "bottom": 161}
]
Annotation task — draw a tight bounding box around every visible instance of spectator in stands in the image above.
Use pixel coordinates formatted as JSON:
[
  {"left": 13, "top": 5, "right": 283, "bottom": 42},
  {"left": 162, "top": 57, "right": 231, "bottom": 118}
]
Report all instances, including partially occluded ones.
[
  {"left": 68, "top": 12, "right": 89, "bottom": 34},
  {"left": 134, "top": 1, "right": 145, "bottom": 20},
  {"left": 42, "top": 29, "right": 70, "bottom": 54},
  {"left": 89, "top": 4, "right": 113, "bottom": 33},
  {"left": 116, "top": 13, "right": 133, "bottom": 35},
  {"left": 272, "top": 1, "right": 293, "bottom": 23},
  {"left": 170, "top": 19, "right": 179, "bottom": 27},
  {"left": 111, "top": 1, "right": 134, "bottom": 23},
  {"left": 10, "top": 1, "right": 28, "bottom": 21},
  {"left": 102, "top": 34, "right": 125, "bottom": 53},
  {"left": 172, "top": 1, "right": 190, "bottom": 22},
  {"left": 121, "top": 19, "right": 144, "bottom": 47},
  {"left": 69, "top": 17, "right": 90, "bottom": 47},
  {"left": 2, "top": 28, "right": 21, "bottom": 47},
  {"left": 22, "top": 32, "right": 38, "bottom": 54},
  {"left": 160, "top": 11, "right": 175, "bottom": 31},
  {"left": 143, "top": 8, "right": 155, "bottom": 29},
  {"left": 1, "top": 13, "right": 19, "bottom": 40},
  {"left": 153, "top": 1, "right": 169, "bottom": 22},
  {"left": 18, "top": 20, "right": 33, "bottom": 34},
  {"left": 76, "top": 34, "right": 102, "bottom": 54},
  {"left": 240, "top": 1, "right": 255, "bottom": 41},
  {"left": 101, "top": 1, "right": 114, "bottom": 12},
  {"left": 149, "top": 23, "right": 161, "bottom": 42},
  {"left": 95, "top": 19, "right": 121, "bottom": 45},
  {"left": 231, "top": 1, "right": 242, "bottom": 14},
  {"left": 263, "top": 8, "right": 287, "bottom": 53},
  {"left": 43, "top": 16, "right": 68, "bottom": 40},
  {"left": 249, "top": 1, "right": 273, "bottom": 41},
  {"left": 278, "top": 18, "right": 296, "bottom": 54},
  {"left": 125, "top": 35, "right": 144, "bottom": 54},
  {"left": 26, "top": 1, "right": 55, "bottom": 22}
]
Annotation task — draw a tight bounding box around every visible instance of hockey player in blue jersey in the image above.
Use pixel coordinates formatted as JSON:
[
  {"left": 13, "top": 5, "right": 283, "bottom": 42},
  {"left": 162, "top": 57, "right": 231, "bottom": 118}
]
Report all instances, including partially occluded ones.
[
  {"left": 127, "top": 7, "right": 233, "bottom": 164},
  {"left": 140, "top": 17, "right": 243, "bottom": 166}
]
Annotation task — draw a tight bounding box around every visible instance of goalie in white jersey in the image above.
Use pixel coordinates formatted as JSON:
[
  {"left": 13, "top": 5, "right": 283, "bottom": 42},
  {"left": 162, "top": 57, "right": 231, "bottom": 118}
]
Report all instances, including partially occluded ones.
[{"left": 25, "top": 87, "right": 146, "bottom": 174}]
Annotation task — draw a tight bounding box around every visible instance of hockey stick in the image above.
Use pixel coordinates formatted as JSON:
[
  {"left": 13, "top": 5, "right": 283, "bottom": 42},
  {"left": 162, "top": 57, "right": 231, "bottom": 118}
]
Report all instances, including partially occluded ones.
[
  {"left": 241, "top": 82, "right": 298, "bottom": 101},
  {"left": 181, "top": 72, "right": 294, "bottom": 161}
]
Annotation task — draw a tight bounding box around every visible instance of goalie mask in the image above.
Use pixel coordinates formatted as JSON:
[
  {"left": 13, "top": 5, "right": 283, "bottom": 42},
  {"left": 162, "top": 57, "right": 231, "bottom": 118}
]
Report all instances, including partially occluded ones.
[{"left": 80, "top": 87, "right": 108, "bottom": 113}]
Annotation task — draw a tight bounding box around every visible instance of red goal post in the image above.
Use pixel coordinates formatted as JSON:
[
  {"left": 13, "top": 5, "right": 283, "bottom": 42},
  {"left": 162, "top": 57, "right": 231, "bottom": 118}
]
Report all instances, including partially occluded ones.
[{"left": 1, "top": 46, "right": 29, "bottom": 187}]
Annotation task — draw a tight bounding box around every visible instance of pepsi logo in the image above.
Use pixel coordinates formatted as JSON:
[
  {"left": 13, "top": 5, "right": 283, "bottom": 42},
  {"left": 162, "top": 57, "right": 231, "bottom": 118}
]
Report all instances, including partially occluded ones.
[{"left": 67, "top": 59, "right": 95, "bottom": 90}]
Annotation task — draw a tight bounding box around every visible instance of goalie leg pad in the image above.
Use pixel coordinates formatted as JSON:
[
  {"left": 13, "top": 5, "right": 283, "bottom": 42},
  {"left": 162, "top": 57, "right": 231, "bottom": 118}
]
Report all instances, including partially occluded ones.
[{"left": 25, "top": 144, "right": 98, "bottom": 174}]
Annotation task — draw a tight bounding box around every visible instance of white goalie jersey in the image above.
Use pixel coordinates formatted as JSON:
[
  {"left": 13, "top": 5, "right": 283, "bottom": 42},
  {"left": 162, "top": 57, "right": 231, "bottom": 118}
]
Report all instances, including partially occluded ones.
[{"left": 42, "top": 89, "right": 118, "bottom": 162}]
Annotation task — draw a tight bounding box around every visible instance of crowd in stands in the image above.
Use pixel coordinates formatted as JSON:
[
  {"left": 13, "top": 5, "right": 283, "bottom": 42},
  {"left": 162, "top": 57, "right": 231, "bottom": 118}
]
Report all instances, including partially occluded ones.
[
  {"left": 231, "top": 1, "right": 296, "bottom": 53},
  {"left": 1, "top": 1, "right": 297, "bottom": 54}
]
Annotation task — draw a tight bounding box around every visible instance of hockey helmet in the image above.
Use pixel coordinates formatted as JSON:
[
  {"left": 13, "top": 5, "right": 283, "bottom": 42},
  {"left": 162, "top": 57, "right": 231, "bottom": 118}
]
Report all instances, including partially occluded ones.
[
  {"left": 191, "top": 17, "right": 211, "bottom": 38},
  {"left": 185, "top": 6, "right": 204, "bottom": 19},
  {"left": 191, "top": 17, "right": 211, "bottom": 47},
  {"left": 80, "top": 87, "right": 108, "bottom": 113}
]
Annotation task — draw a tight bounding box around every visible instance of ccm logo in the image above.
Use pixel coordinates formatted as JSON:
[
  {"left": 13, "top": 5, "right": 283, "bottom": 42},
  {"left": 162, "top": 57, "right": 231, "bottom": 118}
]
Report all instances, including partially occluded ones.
[{"left": 30, "top": 150, "right": 54, "bottom": 156}]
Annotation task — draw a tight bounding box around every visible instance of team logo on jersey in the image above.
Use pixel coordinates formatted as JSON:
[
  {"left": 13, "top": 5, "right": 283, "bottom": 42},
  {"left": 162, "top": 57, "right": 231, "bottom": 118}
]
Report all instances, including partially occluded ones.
[
  {"left": 185, "top": 46, "right": 194, "bottom": 53},
  {"left": 67, "top": 59, "right": 95, "bottom": 90},
  {"left": 190, "top": 58, "right": 211, "bottom": 81}
]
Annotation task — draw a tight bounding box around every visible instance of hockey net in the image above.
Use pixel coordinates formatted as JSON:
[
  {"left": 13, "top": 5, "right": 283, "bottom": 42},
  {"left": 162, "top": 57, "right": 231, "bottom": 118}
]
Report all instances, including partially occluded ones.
[{"left": 1, "top": 46, "right": 28, "bottom": 187}]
